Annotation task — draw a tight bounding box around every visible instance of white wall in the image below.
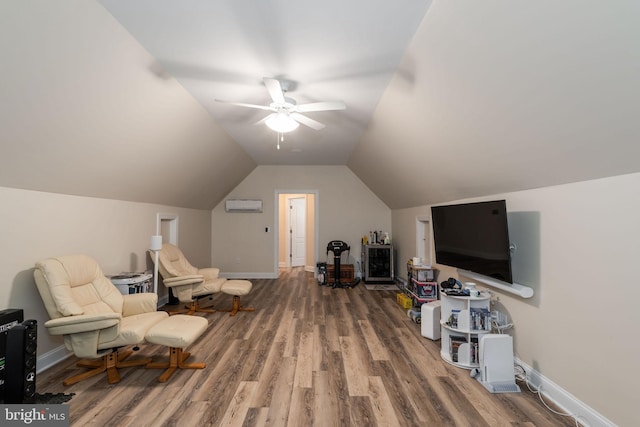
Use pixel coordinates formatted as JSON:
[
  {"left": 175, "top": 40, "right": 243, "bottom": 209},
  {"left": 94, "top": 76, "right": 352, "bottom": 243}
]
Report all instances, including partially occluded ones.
[
  {"left": 391, "top": 172, "right": 640, "bottom": 427},
  {"left": 0, "top": 186, "right": 212, "bottom": 366},
  {"left": 212, "top": 165, "right": 391, "bottom": 277}
]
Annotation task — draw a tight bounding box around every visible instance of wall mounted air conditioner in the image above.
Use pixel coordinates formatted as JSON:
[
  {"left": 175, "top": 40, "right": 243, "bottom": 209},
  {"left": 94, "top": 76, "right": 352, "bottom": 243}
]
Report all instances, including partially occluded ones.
[{"left": 225, "top": 199, "right": 263, "bottom": 213}]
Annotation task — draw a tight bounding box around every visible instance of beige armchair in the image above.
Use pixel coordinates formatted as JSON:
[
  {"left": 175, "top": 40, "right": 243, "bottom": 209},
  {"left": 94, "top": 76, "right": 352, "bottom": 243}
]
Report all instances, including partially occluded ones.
[
  {"left": 33, "top": 254, "right": 169, "bottom": 386},
  {"left": 154, "top": 243, "right": 227, "bottom": 315}
]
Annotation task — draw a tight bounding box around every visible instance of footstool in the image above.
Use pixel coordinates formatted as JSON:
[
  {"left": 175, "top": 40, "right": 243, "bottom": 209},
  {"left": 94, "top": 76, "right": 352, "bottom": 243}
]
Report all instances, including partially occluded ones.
[
  {"left": 219, "top": 279, "right": 255, "bottom": 316},
  {"left": 145, "top": 315, "right": 208, "bottom": 382}
]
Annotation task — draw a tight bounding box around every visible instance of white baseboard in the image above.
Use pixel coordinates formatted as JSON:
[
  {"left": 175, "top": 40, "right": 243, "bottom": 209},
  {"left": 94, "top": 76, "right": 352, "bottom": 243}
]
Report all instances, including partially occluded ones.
[
  {"left": 515, "top": 358, "right": 615, "bottom": 427},
  {"left": 36, "top": 345, "right": 72, "bottom": 374},
  {"left": 222, "top": 272, "right": 278, "bottom": 279},
  {"left": 277, "top": 264, "right": 316, "bottom": 272},
  {"left": 157, "top": 293, "right": 169, "bottom": 308}
]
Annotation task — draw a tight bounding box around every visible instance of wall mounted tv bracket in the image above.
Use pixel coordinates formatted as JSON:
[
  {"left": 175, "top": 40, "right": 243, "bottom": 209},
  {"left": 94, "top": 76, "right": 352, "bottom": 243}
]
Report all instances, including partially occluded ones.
[
  {"left": 458, "top": 270, "right": 533, "bottom": 298},
  {"left": 457, "top": 242, "right": 533, "bottom": 299}
]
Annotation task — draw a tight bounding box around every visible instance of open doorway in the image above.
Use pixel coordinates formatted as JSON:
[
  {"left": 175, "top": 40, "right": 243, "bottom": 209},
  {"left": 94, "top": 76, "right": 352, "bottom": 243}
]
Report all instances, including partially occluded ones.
[
  {"left": 416, "top": 215, "right": 432, "bottom": 266},
  {"left": 276, "top": 192, "right": 317, "bottom": 273},
  {"left": 156, "top": 213, "right": 179, "bottom": 305},
  {"left": 157, "top": 213, "right": 179, "bottom": 245}
]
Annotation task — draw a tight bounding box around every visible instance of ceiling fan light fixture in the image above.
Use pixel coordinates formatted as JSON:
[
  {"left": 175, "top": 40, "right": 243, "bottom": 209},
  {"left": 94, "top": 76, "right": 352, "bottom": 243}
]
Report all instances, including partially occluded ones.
[{"left": 265, "top": 111, "right": 299, "bottom": 133}]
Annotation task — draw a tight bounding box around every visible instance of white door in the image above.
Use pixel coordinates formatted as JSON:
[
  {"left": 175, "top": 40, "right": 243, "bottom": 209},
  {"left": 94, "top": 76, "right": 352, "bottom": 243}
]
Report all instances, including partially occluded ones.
[{"left": 290, "top": 197, "right": 306, "bottom": 267}]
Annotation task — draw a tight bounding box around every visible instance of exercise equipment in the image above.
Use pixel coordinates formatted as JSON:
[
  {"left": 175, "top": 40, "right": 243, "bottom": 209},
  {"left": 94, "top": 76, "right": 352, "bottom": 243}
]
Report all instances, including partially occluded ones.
[{"left": 325, "top": 240, "right": 360, "bottom": 288}]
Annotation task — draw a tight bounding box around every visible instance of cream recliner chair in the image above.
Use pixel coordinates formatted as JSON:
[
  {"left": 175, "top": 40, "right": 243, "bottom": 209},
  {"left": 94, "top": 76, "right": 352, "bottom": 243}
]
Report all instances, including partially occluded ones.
[
  {"left": 33, "top": 254, "right": 169, "bottom": 386},
  {"left": 154, "top": 243, "right": 227, "bottom": 315}
]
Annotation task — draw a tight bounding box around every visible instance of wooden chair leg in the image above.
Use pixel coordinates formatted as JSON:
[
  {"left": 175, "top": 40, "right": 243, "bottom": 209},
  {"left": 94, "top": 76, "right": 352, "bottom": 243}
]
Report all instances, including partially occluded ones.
[
  {"left": 146, "top": 347, "right": 206, "bottom": 383},
  {"left": 218, "top": 295, "right": 255, "bottom": 316},
  {"left": 191, "top": 300, "right": 217, "bottom": 314},
  {"left": 105, "top": 352, "right": 122, "bottom": 384},
  {"left": 63, "top": 362, "right": 108, "bottom": 386},
  {"left": 166, "top": 300, "right": 216, "bottom": 315},
  {"left": 63, "top": 348, "right": 151, "bottom": 386}
]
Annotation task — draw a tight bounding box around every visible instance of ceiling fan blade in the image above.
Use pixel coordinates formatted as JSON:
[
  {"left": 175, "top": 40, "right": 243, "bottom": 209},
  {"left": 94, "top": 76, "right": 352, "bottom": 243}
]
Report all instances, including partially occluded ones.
[
  {"left": 295, "top": 101, "right": 346, "bottom": 113},
  {"left": 215, "top": 99, "right": 274, "bottom": 111},
  {"left": 291, "top": 113, "right": 325, "bottom": 130},
  {"left": 263, "top": 78, "right": 286, "bottom": 104}
]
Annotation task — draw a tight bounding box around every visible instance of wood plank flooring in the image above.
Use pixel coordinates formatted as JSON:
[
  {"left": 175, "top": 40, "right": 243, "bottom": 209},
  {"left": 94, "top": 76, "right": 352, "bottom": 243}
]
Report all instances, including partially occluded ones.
[{"left": 36, "top": 268, "right": 575, "bottom": 426}]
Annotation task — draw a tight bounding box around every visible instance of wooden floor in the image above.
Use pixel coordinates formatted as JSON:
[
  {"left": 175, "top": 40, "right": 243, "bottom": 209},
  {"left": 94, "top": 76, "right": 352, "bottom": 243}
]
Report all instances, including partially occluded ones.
[{"left": 36, "top": 268, "right": 574, "bottom": 426}]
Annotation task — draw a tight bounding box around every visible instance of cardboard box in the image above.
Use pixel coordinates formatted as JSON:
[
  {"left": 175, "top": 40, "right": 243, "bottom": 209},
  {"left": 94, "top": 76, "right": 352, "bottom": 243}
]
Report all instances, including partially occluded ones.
[
  {"left": 396, "top": 293, "right": 413, "bottom": 309},
  {"left": 327, "top": 264, "right": 355, "bottom": 284}
]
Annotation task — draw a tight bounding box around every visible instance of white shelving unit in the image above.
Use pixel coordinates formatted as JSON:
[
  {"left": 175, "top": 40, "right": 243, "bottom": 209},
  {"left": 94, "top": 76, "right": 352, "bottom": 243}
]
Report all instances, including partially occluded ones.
[{"left": 440, "top": 292, "right": 492, "bottom": 369}]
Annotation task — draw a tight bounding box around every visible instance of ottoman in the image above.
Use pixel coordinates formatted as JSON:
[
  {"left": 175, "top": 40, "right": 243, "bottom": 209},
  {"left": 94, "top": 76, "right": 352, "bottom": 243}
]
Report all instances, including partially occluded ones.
[
  {"left": 219, "top": 279, "right": 255, "bottom": 316},
  {"left": 145, "top": 314, "right": 208, "bottom": 382}
]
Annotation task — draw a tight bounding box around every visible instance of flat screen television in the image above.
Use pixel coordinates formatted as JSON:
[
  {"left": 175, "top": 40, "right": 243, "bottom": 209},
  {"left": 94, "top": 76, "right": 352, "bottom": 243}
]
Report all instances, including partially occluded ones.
[{"left": 431, "top": 200, "right": 513, "bottom": 284}]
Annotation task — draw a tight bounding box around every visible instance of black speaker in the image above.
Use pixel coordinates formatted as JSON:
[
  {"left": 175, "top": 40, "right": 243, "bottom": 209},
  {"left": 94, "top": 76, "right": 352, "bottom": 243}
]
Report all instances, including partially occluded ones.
[
  {"left": 5, "top": 319, "right": 37, "bottom": 404},
  {"left": 0, "top": 308, "right": 24, "bottom": 403}
]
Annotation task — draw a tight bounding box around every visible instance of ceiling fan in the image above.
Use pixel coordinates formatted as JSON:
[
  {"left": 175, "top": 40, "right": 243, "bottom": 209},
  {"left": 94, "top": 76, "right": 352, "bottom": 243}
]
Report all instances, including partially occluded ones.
[{"left": 215, "top": 77, "right": 346, "bottom": 133}]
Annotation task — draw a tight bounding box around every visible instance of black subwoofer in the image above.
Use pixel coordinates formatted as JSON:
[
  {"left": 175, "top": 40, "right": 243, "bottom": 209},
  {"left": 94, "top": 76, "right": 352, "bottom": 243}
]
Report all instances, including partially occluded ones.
[{"left": 5, "top": 319, "right": 37, "bottom": 404}]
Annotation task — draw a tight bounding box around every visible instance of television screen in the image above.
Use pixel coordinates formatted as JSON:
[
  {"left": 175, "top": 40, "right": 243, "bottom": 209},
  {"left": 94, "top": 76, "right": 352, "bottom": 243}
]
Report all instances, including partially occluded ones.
[{"left": 431, "top": 200, "right": 513, "bottom": 283}]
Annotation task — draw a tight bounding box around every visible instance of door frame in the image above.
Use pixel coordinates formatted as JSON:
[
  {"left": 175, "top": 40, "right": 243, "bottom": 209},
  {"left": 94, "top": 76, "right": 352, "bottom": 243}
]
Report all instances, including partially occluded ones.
[{"left": 274, "top": 190, "right": 319, "bottom": 275}]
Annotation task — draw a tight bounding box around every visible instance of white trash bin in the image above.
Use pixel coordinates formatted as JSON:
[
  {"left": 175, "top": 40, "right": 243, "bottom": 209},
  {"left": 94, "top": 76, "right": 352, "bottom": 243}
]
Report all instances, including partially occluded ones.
[{"left": 421, "top": 300, "right": 441, "bottom": 340}]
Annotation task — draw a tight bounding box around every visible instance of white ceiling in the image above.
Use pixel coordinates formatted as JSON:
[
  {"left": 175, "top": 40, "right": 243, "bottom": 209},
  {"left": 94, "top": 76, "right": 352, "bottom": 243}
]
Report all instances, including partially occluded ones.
[{"left": 97, "top": 0, "right": 433, "bottom": 165}]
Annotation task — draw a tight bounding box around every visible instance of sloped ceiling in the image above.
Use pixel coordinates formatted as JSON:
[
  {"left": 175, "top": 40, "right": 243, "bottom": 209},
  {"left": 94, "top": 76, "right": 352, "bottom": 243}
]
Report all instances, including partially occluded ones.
[
  {"left": 0, "top": 1, "right": 256, "bottom": 210},
  {"left": 350, "top": 1, "right": 640, "bottom": 208},
  {"left": 1, "top": 1, "right": 639, "bottom": 211}
]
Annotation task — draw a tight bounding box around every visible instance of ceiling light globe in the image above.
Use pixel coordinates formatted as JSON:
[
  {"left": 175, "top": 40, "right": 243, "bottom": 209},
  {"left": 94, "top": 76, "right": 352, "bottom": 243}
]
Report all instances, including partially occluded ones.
[{"left": 266, "top": 112, "right": 299, "bottom": 133}]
